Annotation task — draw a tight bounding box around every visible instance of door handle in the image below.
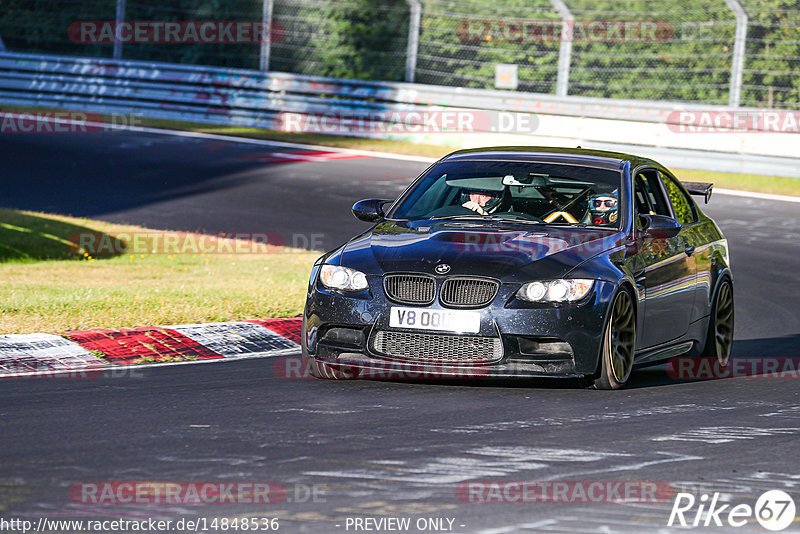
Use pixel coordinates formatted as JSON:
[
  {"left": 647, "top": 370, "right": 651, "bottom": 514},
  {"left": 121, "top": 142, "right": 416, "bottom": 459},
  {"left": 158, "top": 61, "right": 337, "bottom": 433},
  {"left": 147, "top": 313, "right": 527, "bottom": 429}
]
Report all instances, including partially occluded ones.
[{"left": 684, "top": 243, "right": 695, "bottom": 256}]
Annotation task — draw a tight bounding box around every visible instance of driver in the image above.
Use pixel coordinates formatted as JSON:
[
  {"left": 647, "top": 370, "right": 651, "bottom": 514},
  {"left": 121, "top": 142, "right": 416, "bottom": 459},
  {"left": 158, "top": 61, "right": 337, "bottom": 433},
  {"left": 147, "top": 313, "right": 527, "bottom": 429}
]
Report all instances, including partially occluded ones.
[
  {"left": 462, "top": 190, "right": 500, "bottom": 216},
  {"left": 588, "top": 189, "right": 619, "bottom": 225}
]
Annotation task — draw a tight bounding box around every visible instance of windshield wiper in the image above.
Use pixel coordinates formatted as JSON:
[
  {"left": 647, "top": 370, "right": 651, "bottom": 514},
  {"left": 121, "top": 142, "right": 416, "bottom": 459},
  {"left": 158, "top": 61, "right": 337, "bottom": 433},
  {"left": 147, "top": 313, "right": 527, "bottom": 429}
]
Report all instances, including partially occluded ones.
[
  {"left": 428, "top": 215, "right": 500, "bottom": 221},
  {"left": 545, "top": 222, "right": 615, "bottom": 230},
  {"left": 428, "top": 215, "right": 549, "bottom": 226},
  {"left": 544, "top": 221, "right": 588, "bottom": 227},
  {"left": 493, "top": 218, "right": 545, "bottom": 226}
]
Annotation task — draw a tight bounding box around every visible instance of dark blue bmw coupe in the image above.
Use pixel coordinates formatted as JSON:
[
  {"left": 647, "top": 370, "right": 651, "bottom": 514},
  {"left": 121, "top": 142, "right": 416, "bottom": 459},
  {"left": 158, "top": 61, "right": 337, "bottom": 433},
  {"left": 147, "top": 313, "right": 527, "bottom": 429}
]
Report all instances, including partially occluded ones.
[{"left": 301, "top": 147, "right": 733, "bottom": 389}]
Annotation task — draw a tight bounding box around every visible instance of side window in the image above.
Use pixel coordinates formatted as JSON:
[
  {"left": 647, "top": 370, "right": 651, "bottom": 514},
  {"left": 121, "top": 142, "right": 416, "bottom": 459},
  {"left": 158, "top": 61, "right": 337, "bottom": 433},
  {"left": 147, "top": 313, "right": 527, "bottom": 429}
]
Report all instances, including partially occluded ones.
[
  {"left": 634, "top": 176, "right": 650, "bottom": 215},
  {"left": 634, "top": 169, "right": 671, "bottom": 216},
  {"left": 661, "top": 173, "right": 697, "bottom": 225}
]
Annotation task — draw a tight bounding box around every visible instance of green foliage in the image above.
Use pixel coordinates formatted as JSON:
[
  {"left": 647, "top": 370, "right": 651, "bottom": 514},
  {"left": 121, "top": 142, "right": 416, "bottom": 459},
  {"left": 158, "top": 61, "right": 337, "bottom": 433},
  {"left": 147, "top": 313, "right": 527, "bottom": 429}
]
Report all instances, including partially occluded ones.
[
  {"left": 0, "top": 0, "right": 116, "bottom": 58},
  {"left": 123, "top": 0, "right": 263, "bottom": 68},
  {"left": 271, "top": 0, "right": 409, "bottom": 80},
  {"left": 416, "top": 0, "right": 560, "bottom": 92},
  {"left": 662, "top": 177, "right": 694, "bottom": 226},
  {"left": 739, "top": 0, "right": 800, "bottom": 108},
  {"left": 413, "top": 0, "right": 799, "bottom": 107},
  {"left": 0, "top": 0, "right": 797, "bottom": 107}
]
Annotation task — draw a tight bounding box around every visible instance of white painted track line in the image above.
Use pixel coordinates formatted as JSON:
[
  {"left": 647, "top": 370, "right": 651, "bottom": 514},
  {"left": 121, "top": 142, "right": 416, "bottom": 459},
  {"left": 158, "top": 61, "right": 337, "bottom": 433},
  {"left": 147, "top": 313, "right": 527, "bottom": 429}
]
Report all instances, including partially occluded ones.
[{"left": 714, "top": 188, "right": 800, "bottom": 203}]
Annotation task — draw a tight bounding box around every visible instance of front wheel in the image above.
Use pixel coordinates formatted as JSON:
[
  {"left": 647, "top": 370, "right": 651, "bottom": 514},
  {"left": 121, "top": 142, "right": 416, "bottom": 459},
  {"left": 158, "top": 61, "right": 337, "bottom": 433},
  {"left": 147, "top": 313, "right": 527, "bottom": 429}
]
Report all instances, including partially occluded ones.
[
  {"left": 592, "top": 289, "right": 637, "bottom": 390},
  {"left": 702, "top": 278, "right": 734, "bottom": 366}
]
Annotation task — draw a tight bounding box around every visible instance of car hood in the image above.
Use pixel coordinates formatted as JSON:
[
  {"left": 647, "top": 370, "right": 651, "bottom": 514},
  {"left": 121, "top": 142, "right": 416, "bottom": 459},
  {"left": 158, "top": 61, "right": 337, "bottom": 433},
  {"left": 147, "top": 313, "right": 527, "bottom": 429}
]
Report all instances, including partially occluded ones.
[{"left": 334, "top": 220, "right": 624, "bottom": 283}]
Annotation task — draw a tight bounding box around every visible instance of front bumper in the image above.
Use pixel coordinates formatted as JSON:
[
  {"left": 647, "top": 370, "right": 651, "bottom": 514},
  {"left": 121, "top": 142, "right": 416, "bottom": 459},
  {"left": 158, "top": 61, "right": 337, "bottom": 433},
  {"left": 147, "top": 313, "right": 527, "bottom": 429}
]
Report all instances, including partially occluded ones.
[
  {"left": 309, "top": 353, "right": 580, "bottom": 380},
  {"left": 303, "top": 269, "right": 616, "bottom": 379}
]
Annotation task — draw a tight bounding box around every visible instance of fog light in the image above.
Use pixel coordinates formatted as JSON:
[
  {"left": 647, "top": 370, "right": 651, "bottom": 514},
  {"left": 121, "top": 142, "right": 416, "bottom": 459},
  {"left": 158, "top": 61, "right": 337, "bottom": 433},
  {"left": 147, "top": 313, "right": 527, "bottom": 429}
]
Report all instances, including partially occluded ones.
[{"left": 321, "top": 327, "right": 365, "bottom": 347}]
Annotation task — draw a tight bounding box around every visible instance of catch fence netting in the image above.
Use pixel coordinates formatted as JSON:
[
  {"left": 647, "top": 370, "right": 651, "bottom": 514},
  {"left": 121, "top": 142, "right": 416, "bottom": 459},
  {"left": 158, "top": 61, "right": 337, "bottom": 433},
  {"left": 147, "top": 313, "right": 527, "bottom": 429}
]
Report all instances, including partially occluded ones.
[{"left": 1, "top": 0, "right": 797, "bottom": 108}]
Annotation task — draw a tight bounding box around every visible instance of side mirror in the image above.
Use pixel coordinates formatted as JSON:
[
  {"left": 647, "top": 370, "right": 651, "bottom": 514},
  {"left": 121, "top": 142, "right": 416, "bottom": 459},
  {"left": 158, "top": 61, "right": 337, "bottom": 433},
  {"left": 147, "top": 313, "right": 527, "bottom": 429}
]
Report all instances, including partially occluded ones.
[
  {"left": 352, "top": 199, "right": 390, "bottom": 222},
  {"left": 639, "top": 214, "right": 681, "bottom": 238}
]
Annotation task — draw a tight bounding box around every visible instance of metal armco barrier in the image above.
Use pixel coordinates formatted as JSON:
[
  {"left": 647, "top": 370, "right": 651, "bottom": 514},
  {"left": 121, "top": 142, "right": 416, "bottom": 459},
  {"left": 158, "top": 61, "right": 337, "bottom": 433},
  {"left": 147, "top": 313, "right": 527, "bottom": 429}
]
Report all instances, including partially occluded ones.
[{"left": 0, "top": 51, "right": 754, "bottom": 128}]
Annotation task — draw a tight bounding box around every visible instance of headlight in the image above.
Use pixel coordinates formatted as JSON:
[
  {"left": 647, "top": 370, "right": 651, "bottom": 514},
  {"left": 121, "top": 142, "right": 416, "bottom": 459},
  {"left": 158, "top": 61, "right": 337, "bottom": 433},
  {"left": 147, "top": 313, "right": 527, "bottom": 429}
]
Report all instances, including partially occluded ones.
[
  {"left": 319, "top": 264, "right": 369, "bottom": 292},
  {"left": 518, "top": 279, "right": 595, "bottom": 302}
]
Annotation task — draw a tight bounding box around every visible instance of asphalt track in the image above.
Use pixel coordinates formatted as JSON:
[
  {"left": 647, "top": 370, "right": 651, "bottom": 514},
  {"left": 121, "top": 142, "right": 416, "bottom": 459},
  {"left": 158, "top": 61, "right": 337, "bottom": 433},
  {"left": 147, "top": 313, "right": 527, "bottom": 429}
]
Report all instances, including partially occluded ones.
[{"left": 1, "top": 129, "right": 799, "bottom": 533}]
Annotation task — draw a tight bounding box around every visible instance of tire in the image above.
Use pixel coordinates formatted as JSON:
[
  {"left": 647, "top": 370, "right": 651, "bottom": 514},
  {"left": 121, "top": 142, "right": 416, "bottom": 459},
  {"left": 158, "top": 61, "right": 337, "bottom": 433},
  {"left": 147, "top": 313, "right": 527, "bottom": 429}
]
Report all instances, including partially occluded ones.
[
  {"left": 592, "top": 289, "right": 637, "bottom": 390},
  {"left": 305, "top": 357, "right": 357, "bottom": 379},
  {"left": 300, "top": 315, "right": 324, "bottom": 379},
  {"left": 702, "top": 278, "right": 734, "bottom": 367}
]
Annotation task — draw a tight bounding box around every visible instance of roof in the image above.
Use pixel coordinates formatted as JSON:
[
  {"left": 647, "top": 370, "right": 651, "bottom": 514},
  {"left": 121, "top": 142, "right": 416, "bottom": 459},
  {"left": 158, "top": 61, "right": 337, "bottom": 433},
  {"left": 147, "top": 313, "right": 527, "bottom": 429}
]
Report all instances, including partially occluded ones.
[{"left": 441, "top": 146, "right": 663, "bottom": 171}]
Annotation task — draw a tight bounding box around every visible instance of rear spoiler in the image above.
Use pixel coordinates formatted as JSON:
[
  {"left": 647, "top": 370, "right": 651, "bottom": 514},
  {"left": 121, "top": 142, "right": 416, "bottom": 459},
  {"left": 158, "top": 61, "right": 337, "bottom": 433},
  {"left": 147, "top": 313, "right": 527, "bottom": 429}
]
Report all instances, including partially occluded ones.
[{"left": 682, "top": 181, "right": 713, "bottom": 204}]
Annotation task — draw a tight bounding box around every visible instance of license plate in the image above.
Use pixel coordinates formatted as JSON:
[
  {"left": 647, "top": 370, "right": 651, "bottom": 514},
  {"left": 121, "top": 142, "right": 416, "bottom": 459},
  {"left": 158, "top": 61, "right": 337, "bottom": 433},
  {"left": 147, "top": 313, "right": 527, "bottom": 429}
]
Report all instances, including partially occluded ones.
[{"left": 389, "top": 306, "right": 481, "bottom": 334}]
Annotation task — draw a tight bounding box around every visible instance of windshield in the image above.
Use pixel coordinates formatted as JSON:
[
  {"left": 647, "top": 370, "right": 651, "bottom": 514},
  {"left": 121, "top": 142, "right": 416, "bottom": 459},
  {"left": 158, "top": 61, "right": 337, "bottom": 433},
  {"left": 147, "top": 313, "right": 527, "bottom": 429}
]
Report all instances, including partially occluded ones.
[{"left": 389, "top": 160, "right": 623, "bottom": 228}]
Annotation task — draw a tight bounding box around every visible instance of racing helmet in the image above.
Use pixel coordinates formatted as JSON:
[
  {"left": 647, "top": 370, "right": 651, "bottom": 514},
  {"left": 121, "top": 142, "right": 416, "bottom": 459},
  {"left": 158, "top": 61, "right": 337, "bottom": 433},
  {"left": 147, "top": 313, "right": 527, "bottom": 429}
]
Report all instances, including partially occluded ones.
[
  {"left": 461, "top": 189, "right": 502, "bottom": 213},
  {"left": 588, "top": 189, "right": 619, "bottom": 225}
]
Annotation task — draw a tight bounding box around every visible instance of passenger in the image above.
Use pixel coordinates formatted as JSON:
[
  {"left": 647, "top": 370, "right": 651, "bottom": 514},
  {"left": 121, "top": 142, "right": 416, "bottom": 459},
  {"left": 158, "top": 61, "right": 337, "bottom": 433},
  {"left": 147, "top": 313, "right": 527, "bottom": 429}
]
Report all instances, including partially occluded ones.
[{"left": 588, "top": 190, "right": 619, "bottom": 225}]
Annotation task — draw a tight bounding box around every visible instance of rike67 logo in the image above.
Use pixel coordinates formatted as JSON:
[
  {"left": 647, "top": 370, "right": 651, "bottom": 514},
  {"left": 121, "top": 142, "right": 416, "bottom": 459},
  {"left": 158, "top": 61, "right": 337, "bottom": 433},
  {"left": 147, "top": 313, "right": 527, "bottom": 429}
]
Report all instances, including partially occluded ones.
[{"left": 668, "top": 490, "right": 796, "bottom": 531}]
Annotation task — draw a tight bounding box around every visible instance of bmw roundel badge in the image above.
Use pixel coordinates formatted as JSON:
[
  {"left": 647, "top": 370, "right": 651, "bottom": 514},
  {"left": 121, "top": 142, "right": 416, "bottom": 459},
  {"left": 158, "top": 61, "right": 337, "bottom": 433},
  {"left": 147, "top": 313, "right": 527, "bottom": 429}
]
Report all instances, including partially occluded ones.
[{"left": 435, "top": 264, "right": 451, "bottom": 274}]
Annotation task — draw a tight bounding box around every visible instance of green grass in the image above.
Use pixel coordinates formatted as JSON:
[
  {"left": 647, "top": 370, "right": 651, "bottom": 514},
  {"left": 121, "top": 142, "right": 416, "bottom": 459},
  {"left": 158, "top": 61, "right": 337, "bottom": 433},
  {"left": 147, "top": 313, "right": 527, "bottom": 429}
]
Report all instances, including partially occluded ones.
[
  {"left": 0, "top": 209, "right": 317, "bottom": 334},
  {"left": 671, "top": 168, "right": 800, "bottom": 197}
]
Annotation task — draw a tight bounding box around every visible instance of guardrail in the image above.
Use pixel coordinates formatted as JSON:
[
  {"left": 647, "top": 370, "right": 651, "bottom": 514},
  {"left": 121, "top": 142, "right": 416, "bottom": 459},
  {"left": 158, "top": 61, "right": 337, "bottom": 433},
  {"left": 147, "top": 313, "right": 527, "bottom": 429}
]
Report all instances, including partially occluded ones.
[
  {"left": 1, "top": 51, "right": 799, "bottom": 178},
  {"left": 0, "top": 51, "right": 749, "bottom": 128}
]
